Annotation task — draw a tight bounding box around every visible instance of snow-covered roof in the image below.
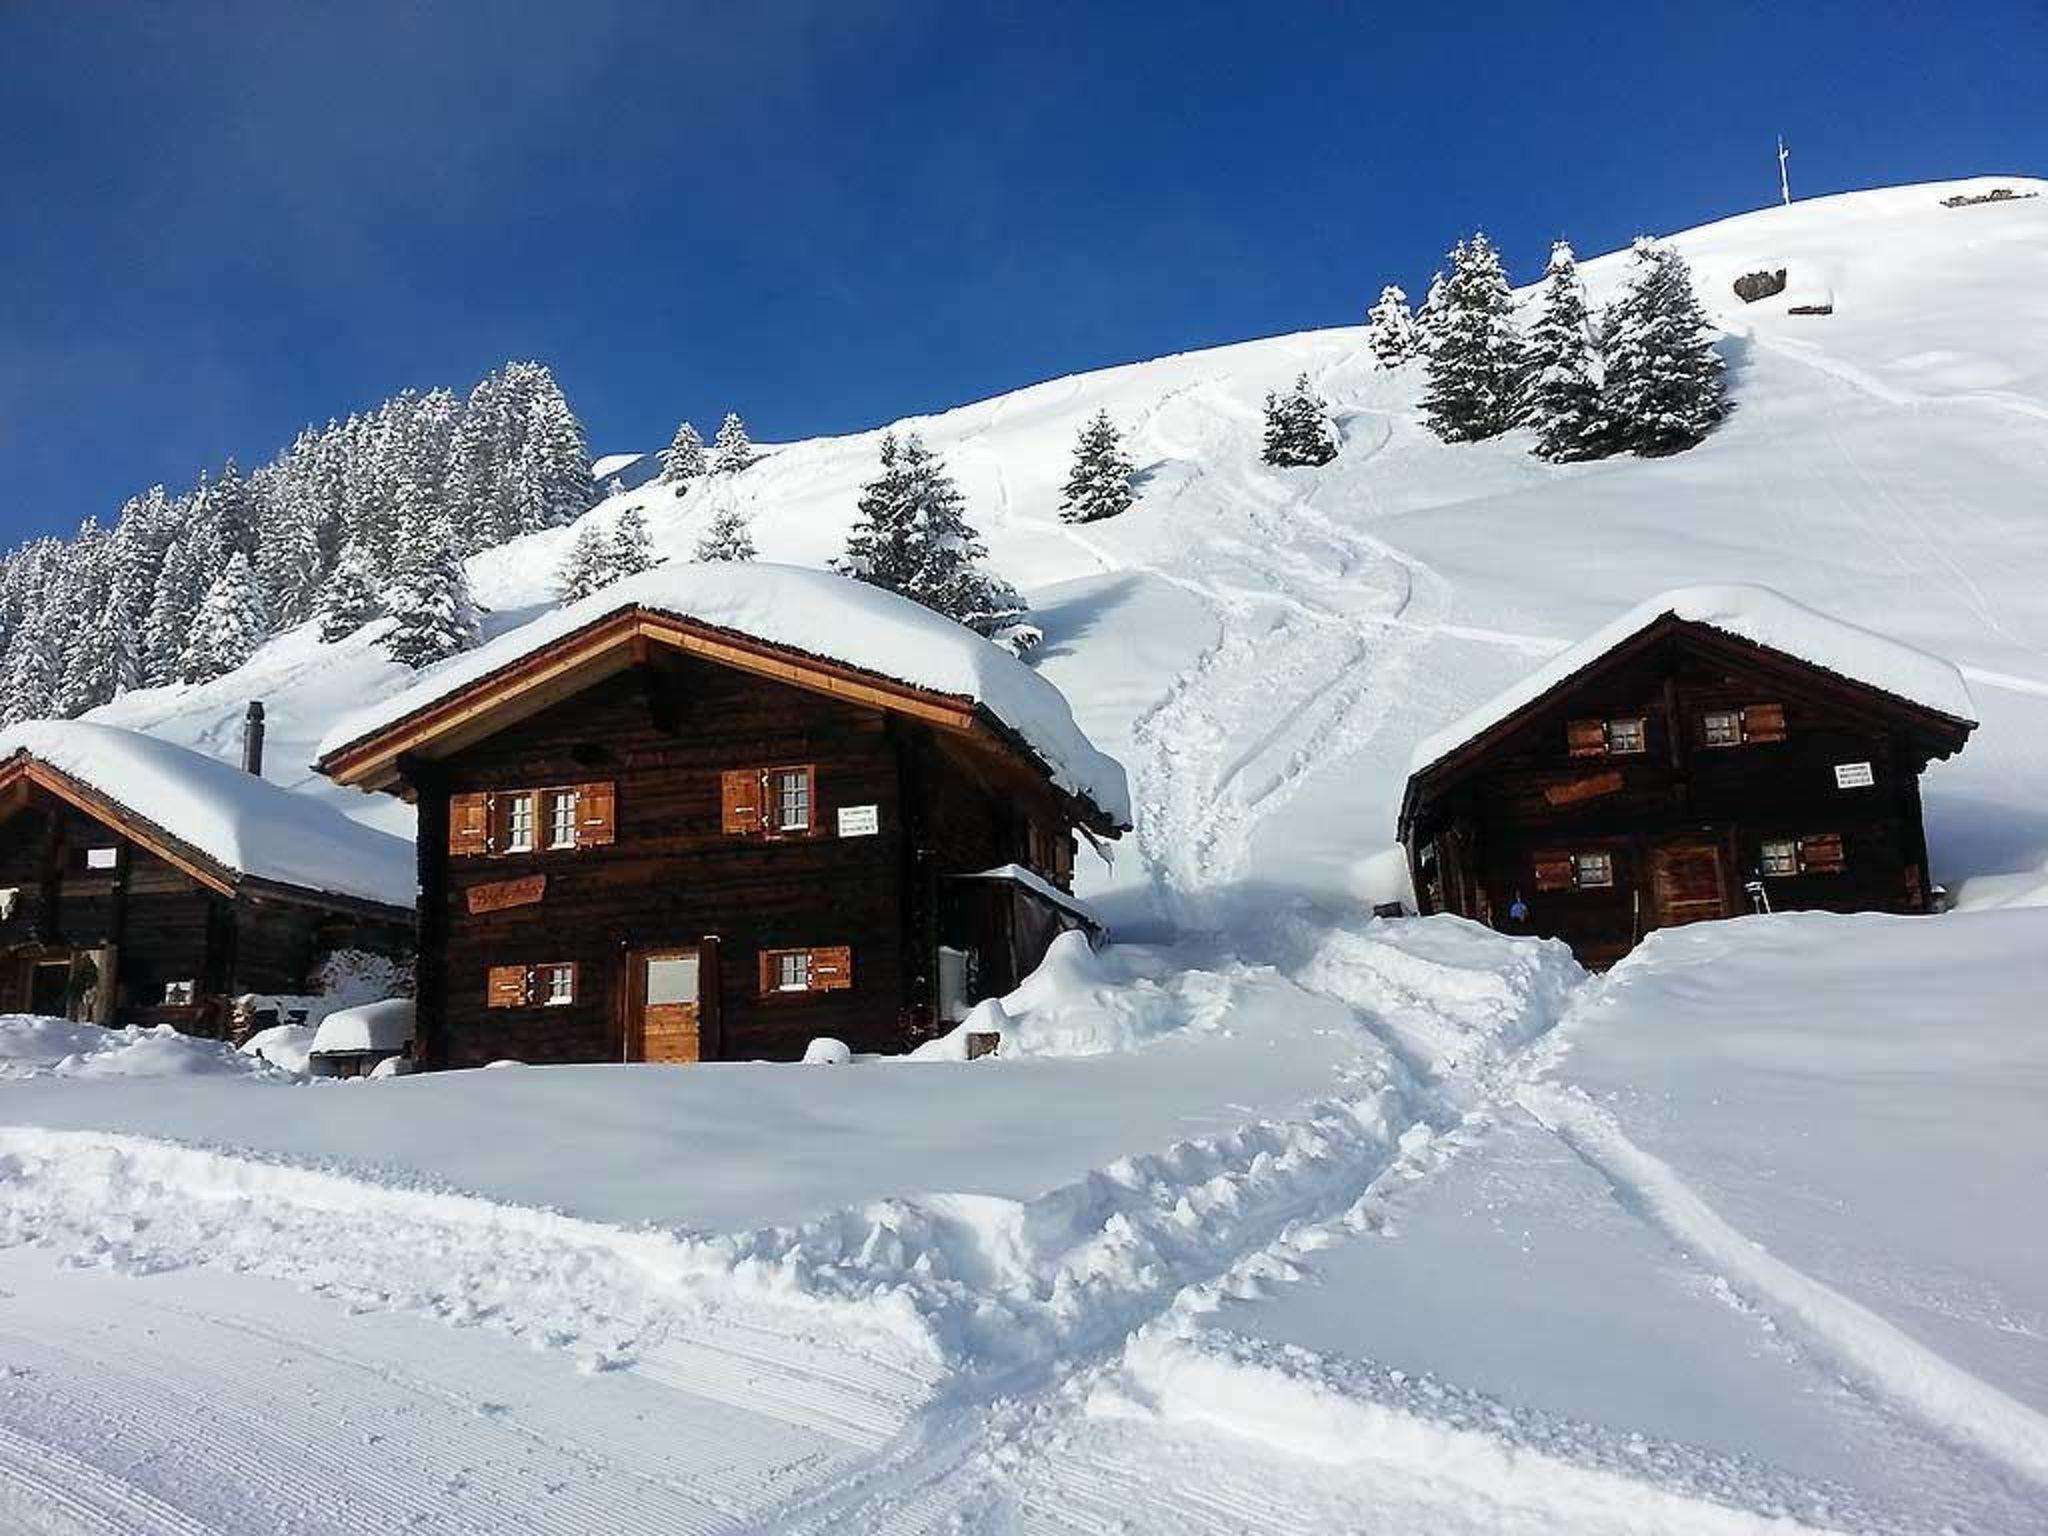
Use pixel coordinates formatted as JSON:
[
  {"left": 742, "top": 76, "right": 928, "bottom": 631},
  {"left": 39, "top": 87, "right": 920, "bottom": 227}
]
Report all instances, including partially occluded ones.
[
  {"left": 1409, "top": 585, "right": 1978, "bottom": 777},
  {"left": 952, "top": 863, "right": 1105, "bottom": 930},
  {"left": 310, "top": 997, "right": 415, "bottom": 1056},
  {"left": 319, "top": 563, "right": 1132, "bottom": 825},
  {"left": 0, "top": 720, "right": 416, "bottom": 910}
]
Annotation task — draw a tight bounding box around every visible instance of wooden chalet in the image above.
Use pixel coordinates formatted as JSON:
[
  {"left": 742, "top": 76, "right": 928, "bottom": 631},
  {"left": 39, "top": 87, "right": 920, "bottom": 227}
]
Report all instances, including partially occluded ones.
[
  {"left": 0, "top": 715, "right": 415, "bottom": 1031},
  {"left": 315, "top": 564, "right": 1130, "bottom": 1068},
  {"left": 1399, "top": 586, "right": 1976, "bottom": 967}
]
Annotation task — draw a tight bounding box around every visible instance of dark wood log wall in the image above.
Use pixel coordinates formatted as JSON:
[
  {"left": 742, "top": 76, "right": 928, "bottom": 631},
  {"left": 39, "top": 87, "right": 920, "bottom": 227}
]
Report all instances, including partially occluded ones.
[
  {"left": 423, "top": 654, "right": 1083, "bottom": 1067},
  {"left": 1409, "top": 637, "right": 1950, "bottom": 966}
]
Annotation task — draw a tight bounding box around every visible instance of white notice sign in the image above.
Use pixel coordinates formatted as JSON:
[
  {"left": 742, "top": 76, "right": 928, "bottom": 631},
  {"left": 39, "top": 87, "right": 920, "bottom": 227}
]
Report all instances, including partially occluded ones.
[
  {"left": 838, "top": 804, "right": 880, "bottom": 837},
  {"left": 1834, "top": 761, "right": 1875, "bottom": 789}
]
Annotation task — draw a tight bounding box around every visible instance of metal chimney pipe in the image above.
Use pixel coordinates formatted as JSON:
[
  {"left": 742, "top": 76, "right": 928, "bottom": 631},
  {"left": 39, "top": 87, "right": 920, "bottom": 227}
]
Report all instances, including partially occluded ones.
[{"left": 241, "top": 701, "right": 266, "bottom": 776}]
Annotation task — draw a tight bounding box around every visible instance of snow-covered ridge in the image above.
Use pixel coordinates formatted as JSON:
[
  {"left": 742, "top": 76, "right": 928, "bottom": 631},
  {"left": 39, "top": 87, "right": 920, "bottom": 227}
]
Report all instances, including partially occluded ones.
[
  {"left": 1408, "top": 583, "right": 1979, "bottom": 776},
  {"left": 318, "top": 562, "right": 1133, "bottom": 825},
  {"left": 0, "top": 719, "right": 415, "bottom": 907}
]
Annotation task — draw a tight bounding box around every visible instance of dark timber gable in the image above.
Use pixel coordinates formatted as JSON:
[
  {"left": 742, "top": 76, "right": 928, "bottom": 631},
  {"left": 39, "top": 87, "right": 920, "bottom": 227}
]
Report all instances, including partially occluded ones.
[{"left": 1400, "top": 616, "right": 1973, "bottom": 967}]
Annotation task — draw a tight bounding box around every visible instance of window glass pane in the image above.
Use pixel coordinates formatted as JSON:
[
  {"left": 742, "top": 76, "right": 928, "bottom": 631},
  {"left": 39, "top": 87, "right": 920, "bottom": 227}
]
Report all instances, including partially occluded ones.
[
  {"left": 504, "top": 793, "right": 535, "bottom": 850},
  {"left": 1702, "top": 711, "right": 1741, "bottom": 747},
  {"left": 548, "top": 791, "right": 578, "bottom": 848},
  {"left": 776, "top": 769, "right": 811, "bottom": 830},
  {"left": 1606, "top": 718, "right": 1645, "bottom": 754},
  {"left": 645, "top": 956, "right": 699, "bottom": 1005},
  {"left": 1575, "top": 852, "right": 1615, "bottom": 888},
  {"left": 1760, "top": 840, "right": 1798, "bottom": 877},
  {"left": 777, "top": 951, "right": 812, "bottom": 990},
  {"left": 544, "top": 965, "right": 575, "bottom": 1004}
]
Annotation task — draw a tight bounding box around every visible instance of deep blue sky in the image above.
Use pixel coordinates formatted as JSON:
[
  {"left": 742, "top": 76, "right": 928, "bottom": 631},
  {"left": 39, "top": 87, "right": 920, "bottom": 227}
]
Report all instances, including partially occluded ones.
[{"left": 3, "top": 1, "right": 2040, "bottom": 545}]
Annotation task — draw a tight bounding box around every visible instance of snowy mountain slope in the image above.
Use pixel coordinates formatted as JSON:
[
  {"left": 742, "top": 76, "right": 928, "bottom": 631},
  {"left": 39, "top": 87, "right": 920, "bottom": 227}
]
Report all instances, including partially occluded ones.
[
  {"left": 22, "top": 175, "right": 2044, "bottom": 1533},
  {"left": 91, "top": 174, "right": 2048, "bottom": 920}
]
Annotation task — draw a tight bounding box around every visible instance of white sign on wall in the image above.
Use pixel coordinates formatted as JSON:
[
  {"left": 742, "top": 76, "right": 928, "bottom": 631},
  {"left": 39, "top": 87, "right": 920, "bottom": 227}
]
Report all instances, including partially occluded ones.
[
  {"left": 1834, "top": 761, "right": 1875, "bottom": 789},
  {"left": 85, "top": 846, "right": 119, "bottom": 870},
  {"left": 837, "top": 804, "right": 881, "bottom": 838}
]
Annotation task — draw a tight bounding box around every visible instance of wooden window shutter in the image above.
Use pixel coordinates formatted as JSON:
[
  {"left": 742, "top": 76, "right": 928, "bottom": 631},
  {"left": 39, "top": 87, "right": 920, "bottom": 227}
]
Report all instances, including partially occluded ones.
[
  {"left": 487, "top": 964, "right": 530, "bottom": 1008},
  {"left": 1566, "top": 719, "right": 1609, "bottom": 757},
  {"left": 756, "top": 950, "right": 777, "bottom": 995},
  {"left": 1533, "top": 853, "right": 1576, "bottom": 892},
  {"left": 1741, "top": 703, "right": 1788, "bottom": 743},
  {"left": 722, "top": 769, "right": 763, "bottom": 835},
  {"left": 575, "top": 782, "right": 616, "bottom": 846},
  {"left": 811, "top": 945, "right": 854, "bottom": 991},
  {"left": 1799, "top": 833, "right": 1845, "bottom": 874},
  {"left": 449, "top": 793, "right": 491, "bottom": 857}
]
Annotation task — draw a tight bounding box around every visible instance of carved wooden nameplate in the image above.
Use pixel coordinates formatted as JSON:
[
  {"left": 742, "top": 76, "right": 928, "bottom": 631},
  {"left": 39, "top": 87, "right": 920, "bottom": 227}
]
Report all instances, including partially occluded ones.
[
  {"left": 1543, "top": 770, "right": 1624, "bottom": 808},
  {"left": 468, "top": 874, "right": 547, "bottom": 914}
]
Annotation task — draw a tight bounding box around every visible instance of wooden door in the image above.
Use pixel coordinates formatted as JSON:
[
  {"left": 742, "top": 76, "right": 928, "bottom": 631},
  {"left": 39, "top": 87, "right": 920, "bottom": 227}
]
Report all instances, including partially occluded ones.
[
  {"left": 628, "top": 947, "right": 703, "bottom": 1064},
  {"left": 1651, "top": 843, "right": 1729, "bottom": 930}
]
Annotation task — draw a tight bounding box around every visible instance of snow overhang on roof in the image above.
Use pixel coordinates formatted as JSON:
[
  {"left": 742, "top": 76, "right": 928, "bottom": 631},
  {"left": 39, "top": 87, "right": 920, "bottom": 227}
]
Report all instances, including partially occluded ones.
[
  {"left": 1406, "top": 584, "right": 1979, "bottom": 783},
  {"left": 0, "top": 720, "right": 416, "bottom": 912},
  {"left": 316, "top": 563, "right": 1132, "bottom": 832}
]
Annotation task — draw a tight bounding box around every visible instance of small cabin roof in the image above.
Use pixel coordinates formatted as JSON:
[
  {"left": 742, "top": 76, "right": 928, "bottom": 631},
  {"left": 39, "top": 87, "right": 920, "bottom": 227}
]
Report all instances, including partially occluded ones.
[
  {"left": 316, "top": 563, "right": 1132, "bottom": 831},
  {"left": 0, "top": 720, "right": 416, "bottom": 912},
  {"left": 1407, "top": 584, "right": 1978, "bottom": 783}
]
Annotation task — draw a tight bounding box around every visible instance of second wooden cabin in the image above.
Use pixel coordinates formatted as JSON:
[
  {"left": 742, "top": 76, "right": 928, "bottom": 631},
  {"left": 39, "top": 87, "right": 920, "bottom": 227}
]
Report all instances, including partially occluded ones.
[
  {"left": 1399, "top": 586, "right": 1976, "bottom": 967},
  {"left": 0, "top": 716, "right": 415, "bottom": 1031},
  {"left": 316, "top": 563, "right": 1131, "bottom": 1067}
]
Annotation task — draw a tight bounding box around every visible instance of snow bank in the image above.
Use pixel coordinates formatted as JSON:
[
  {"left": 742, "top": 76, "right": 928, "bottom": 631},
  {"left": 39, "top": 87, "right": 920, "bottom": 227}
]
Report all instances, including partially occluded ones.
[
  {"left": 0, "top": 720, "right": 415, "bottom": 908},
  {"left": 240, "top": 1022, "right": 317, "bottom": 1074},
  {"left": 318, "top": 563, "right": 1131, "bottom": 825},
  {"left": 310, "top": 998, "right": 415, "bottom": 1056},
  {"left": 967, "top": 933, "right": 1202, "bottom": 1057},
  {"left": 1409, "top": 584, "right": 1977, "bottom": 776},
  {"left": 0, "top": 1016, "right": 278, "bottom": 1081},
  {"left": 1299, "top": 915, "right": 1586, "bottom": 1079}
]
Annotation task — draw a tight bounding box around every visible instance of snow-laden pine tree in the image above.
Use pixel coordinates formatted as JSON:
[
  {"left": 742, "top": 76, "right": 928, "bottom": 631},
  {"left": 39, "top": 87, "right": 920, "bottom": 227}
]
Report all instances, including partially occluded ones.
[
  {"left": 1366, "top": 285, "right": 1421, "bottom": 366},
  {"left": 661, "top": 421, "right": 707, "bottom": 488},
  {"left": 142, "top": 538, "right": 204, "bottom": 687},
  {"left": 318, "top": 544, "right": 384, "bottom": 641},
  {"left": 1601, "top": 239, "right": 1727, "bottom": 455},
  {"left": 1422, "top": 234, "right": 1524, "bottom": 443},
  {"left": 610, "top": 505, "right": 661, "bottom": 578},
  {"left": 1059, "top": 411, "right": 1136, "bottom": 523},
  {"left": 1414, "top": 271, "right": 1448, "bottom": 358},
  {"left": 693, "top": 502, "right": 757, "bottom": 562},
  {"left": 711, "top": 413, "right": 757, "bottom": 475},
  {"left": 1261, "top": 374, "right": 1339, "bottom": 467},
  {"left": 384, "top": 536, "right": 479, "bottom": 668},
  {"left": 555, "top": 521, "right": 616, "bottom": 602},
  {"left": 178, "top": 553, "right": 269, "bottom": 684},
  {"left": 836, "top": 433, "right": 1025, "bottom": 635},
  {"left": 1520, "top": 241, "right": 1608, "bottom": 463},
  {"left": 0, "top": 607, "right": 58, "bottom": 725}
]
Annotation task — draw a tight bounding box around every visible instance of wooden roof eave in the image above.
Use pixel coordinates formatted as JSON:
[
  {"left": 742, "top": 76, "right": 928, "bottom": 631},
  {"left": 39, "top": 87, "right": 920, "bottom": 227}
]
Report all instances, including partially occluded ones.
[
  {"left": 319, "top": 605, "right": 1130, "bottom": 834},
  {"left": 1398, "top": 615, "right": 1976, "bottom": 835},
  {"left": 0, "top": 755, "right": 239, "bottom": 898}
]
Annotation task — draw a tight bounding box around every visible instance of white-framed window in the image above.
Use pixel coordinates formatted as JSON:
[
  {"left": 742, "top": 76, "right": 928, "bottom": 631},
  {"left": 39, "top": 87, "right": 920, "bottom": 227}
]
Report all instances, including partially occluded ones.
[
  {"left": 1604, "top": 717, "right": 1647, "bottom": 755},
  {"left": 541, "top": 963, "right": 576, "bottom": 1005},
  {"left": 1759, "top": 839, "right": 1799, "bottom": 878},
  {"left": 774, "top": 768, "right": 812, "bottom": 833},
  {"left": 1701, "top": 710, "right": 1742, "bottom": 748},
  {"left": 776, "top": 950, "right": 813, "bottom": 991},
  {"left": 162, "top": 979, "right": 197, "bottom": 1007},
  {"left": 502, "top": 792, "right": 536, "bottom": 853},
  {"left": 547, "top": 789, "right": 579, "bottom": 850},
  {"left": 1573, "top": 852, "right": 1616, "bottom": 889}
]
